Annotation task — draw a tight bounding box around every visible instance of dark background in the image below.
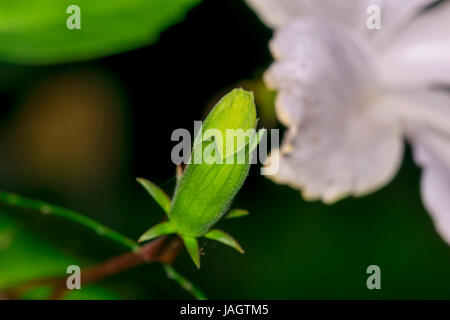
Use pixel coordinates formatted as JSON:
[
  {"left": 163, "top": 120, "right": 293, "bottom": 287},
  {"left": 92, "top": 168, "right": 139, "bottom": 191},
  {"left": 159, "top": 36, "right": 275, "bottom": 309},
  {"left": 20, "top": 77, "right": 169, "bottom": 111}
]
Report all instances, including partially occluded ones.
[{"left": 1, "top": 0, "right": 450, "bottom": 299}]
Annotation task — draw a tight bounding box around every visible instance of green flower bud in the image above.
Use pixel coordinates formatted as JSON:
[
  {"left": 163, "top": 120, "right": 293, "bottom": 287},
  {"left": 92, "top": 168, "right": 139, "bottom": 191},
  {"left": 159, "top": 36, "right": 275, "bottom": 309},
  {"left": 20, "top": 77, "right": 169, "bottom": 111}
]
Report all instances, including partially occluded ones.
[
  {"left": 171, "top": 89, "right": 257, "bottom": 235},
  {"left": 137, "top": 89, "right": 265, "bottom": 268}
]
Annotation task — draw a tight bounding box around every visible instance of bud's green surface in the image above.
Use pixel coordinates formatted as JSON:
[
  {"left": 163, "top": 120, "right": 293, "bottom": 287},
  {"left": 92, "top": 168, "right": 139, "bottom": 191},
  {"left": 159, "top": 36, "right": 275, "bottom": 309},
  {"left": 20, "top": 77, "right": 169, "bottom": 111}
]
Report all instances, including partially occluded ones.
[{"left": 169, "top": 88, "right": 257, "bottom": 236}]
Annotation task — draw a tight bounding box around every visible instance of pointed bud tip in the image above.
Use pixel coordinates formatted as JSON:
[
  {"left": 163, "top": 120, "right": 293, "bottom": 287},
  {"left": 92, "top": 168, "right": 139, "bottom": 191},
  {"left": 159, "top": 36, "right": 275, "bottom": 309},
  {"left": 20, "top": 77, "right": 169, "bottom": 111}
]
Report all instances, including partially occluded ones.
[
  {"left": 204, "top": 88, "right": 257, "bottom": 134},
  {"left": 229, "top": 88, "right": 255, "bottom": 113},
  {"left": 230, "top": 87, "right": 254, "bottom": 100}
]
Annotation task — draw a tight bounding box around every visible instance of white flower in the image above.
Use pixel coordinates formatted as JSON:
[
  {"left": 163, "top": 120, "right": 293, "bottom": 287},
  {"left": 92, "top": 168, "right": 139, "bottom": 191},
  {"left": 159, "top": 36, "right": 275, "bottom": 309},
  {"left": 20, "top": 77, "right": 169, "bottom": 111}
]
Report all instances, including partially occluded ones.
[{"left": 247, "top": 0, "right": 450, "bottom": 243}]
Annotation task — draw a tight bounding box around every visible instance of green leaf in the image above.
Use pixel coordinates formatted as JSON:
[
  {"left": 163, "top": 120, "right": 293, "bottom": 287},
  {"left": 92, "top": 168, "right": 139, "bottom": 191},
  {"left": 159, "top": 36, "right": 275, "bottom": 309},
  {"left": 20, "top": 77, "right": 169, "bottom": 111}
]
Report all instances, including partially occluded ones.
[
  {"left": 225, "top": 209, "right": 249, "bottom": 219},
  {"left": 204, "top": 229, "right": 244, "bottom": 254},
  {"left": 137, "top": 178, "right": 172, "bottom": 214},
  {"left": 64, "top": 285, "right": 123, "bottom": 300},
  {"left": 138, "top": 221, "right": 175, "bottom": 243},
  {"left": 0, "top": 0, "right": 201, "bottom": 64},
  {"left": 21, "top": 285, "right": 122, "bottom": 300},
  {"left": 0, "top": 214, "right": 120, "bottom": 299},
  {"left": 181, "top": 236, "right": 200, "bottom": 268},
  {"left": 0, "top": 214, "right": 77, "bottom": 289}
]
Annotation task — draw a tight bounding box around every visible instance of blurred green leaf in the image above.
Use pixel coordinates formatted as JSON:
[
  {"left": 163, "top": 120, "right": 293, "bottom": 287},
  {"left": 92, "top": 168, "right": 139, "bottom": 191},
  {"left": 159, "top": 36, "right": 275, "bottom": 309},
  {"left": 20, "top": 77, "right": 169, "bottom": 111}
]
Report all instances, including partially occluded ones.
[
  {"left": 0, "top": 0, "right": 201, "bottom": 64},
  {"left": 0, "top": 213, "right": 77, "bottom": 288},
  {"left": 20, "top": 284, "right": 121, "bottom": 300},
  {"left": 64, "top": 285, "right": 122, "bottom": 300}
]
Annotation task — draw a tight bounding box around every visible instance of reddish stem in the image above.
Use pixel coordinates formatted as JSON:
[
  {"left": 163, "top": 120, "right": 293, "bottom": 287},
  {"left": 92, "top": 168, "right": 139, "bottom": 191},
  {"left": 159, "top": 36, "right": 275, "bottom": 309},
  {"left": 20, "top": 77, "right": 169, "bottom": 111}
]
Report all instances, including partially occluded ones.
[{"left": 3, "top": 236, "right": 183, "bottom": 300}]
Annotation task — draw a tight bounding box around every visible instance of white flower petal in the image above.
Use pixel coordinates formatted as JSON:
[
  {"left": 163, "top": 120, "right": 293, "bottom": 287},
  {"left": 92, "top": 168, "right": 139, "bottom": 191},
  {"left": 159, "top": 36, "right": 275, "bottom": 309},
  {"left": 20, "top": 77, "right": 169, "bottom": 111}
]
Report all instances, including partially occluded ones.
[
  {"left": 267, "top": 91, "right": 404, "bottom": 203},
  {"left": 383, "top": 89, "right": 450, "bottom": 244},
  {"left": 375, "top": 90, "right": 450, "bottom": 245},
  {"left": 245, "top": 0, "right": 311, "bottom": 29},
  {"left": 246, "top": 0, "right": 368, "bottom": 33},
  {"left": 263, "top": 19, "right": 404, "bottom": 203},
  {"left": 257, "top": 1, "right": 449, "bottom": 209},
  {"left": 247, "top": 0, "right": 436, "bottom": 38},
  {"left": 380, "top": 90, "right": 450, "bottom": 138},
  {"left": 266, "top": 19, "right": 377, "bottom": 101},
  {"left": 369, "top": 0, "right": 437, "bottom": 46},
  {"left": 310, "top": 0, "right": 367, "bottom": 28},
  {"left": 274, "top": 90, "right": 306, "bottom": 127},
  {"left": 413, "top": 137, "right": 450, "bottom": 245},
  {"left": 402, "top": 91, "right": 450, "bottom": 179},
  {"left": 380, "top": 0, "right": 450, "bottom": 88}
]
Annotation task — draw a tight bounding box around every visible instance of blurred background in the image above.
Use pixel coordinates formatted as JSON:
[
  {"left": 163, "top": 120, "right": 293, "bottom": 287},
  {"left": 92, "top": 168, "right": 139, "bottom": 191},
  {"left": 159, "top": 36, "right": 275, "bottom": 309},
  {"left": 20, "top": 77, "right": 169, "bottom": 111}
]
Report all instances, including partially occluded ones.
[{"left": 1, "top": 0, "right": 450, "bottom": 299}]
